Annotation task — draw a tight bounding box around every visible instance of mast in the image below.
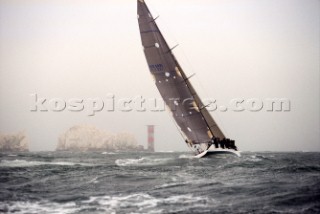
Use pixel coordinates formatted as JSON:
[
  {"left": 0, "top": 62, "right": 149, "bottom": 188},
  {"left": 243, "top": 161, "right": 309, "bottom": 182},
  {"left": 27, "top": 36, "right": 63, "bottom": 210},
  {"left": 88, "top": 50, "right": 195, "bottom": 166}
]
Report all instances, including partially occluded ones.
[{"left": 137, "top": 0, "right": 226, "bottom": 153}]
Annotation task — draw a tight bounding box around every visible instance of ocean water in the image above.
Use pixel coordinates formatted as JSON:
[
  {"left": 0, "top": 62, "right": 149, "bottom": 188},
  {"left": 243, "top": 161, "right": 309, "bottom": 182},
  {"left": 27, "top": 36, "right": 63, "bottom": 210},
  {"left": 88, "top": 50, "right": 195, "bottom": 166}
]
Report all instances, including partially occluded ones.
[{"left": 0, "top": 151, "right": 319, "bottom": 214}]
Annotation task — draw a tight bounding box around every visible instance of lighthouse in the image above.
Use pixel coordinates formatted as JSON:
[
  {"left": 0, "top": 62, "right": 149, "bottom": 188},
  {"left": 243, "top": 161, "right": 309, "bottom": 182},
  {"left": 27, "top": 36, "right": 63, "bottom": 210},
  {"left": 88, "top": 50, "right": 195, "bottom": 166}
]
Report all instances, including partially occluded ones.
[{"left": 147, "top": 125, "right": 155, "bottom": 152}]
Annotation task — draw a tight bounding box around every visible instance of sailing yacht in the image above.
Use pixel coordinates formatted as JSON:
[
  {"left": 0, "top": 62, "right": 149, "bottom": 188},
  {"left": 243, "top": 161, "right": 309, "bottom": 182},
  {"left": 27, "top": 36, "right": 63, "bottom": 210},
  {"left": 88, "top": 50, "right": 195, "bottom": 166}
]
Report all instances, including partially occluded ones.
[{"left": 137, "top": 0, "right": 240, "bottom": 158}]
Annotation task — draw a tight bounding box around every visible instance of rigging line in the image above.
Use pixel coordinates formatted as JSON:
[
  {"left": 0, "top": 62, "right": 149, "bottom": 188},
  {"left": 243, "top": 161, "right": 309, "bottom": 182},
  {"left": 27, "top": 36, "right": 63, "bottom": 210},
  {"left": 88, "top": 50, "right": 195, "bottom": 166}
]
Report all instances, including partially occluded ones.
[
  {"left": 164, "top": 21, "right": 228, "bottom": 137},
  {"left": 187, "top": 58, "right": 228, "bottom": 137},
  {"left": 159, "top": 47, "right": 203, "bottom": 143},
  {"left": 156, "top": 44, "right": 198, "bottom": 145},
  {"left": 164, "top": 36, "right": 229, "bottom": 138},
  {"left": 168, "top": 111, "right": 195, "bottom": 153},
  {"left": 194, "top": 74, "right": 228, "bottom": 137},
  {"left": 145, "top": 2, "right": 212, "bottom": 143},
  {"left": 175, "top": 60, "right": 215, "bottom": 139},
  {"left": 148, "top": 0, "right": 180, "bottom": 53},
  {"left": 151, "top": 18, "right": 195, "bottom": 146},
  {"left": 146, "top": 0, "right": 196, "bottom": 80},
  {"left": 145, "top": 5, "right": 216, "bottom": 139},
  {"left": 147, "top": 6, "right": 220, "bottom": 135},
  {"left": 149, "top": 11, "right": 191, "bottom": 138},
  {"left": 172, "top": 55, "right": 209, "bottom": 124}
]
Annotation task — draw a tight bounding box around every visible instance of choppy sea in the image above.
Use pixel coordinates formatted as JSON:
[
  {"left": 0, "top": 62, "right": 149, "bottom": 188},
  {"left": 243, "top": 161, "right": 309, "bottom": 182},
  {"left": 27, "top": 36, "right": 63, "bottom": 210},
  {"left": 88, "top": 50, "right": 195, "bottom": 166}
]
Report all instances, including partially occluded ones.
[{"left": 0, "top": 151, "right": 319, "bottom": 214}]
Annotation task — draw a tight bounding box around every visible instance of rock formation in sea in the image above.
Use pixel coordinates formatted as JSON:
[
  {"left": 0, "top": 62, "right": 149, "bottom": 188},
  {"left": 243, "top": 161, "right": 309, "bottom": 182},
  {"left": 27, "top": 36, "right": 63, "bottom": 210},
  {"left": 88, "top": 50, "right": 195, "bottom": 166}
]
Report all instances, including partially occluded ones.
[
  {"left": 57, "top": 125, "right": 144, "bottom": 152},
  {"left": 0, "top": 131, "right": 29, "bottom": 152}
]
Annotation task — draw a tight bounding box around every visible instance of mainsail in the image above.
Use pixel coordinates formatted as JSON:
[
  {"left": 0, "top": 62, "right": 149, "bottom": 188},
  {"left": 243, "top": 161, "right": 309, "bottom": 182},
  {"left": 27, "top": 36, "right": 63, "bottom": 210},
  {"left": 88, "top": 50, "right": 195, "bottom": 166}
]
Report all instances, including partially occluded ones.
[{"left": 137, "top": 0, "right": 228, "bottom": 154}]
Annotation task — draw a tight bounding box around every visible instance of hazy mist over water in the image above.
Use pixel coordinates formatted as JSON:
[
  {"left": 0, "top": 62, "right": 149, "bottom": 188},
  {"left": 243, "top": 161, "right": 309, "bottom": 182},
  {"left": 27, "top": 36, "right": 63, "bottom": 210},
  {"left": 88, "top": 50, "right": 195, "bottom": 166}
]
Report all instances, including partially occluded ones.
[{"left": 0, "top": 0, "right": 319, "bottom": 152}]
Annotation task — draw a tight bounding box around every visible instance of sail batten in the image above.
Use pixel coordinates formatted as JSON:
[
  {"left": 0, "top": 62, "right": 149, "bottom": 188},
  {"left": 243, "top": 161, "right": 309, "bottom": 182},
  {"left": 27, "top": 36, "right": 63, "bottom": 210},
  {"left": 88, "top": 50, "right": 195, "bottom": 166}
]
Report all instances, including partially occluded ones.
[{"left": 138, "top": 0, "right": 227, "bottom": 153}]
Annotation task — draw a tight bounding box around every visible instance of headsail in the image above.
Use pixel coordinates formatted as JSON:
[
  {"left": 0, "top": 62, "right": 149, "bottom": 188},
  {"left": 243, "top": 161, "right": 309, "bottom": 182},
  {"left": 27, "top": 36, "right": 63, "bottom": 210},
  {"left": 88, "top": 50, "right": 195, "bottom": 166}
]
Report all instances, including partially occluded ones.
[{"left": 137, "top": 0, "right": 227, "bottom": 154}]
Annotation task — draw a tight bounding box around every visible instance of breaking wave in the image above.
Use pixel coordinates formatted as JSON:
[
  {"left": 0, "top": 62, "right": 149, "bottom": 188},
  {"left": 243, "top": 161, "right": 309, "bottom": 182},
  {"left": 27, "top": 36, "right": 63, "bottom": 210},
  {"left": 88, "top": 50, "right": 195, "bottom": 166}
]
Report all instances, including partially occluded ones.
[
  {"left": 85, "top": 193, "right": 214, "bottom": 213},
  {"left": 101, "top": 152, "right": 116, "bottom": 155},
  {"left": 0, "top": 193, "right": 214, "bottom": 214},
  {"left": 1, "top": 151, "right": 319, "bottom": 214},
  {"left": 115, "top": 157, "right": 173, "bottom": 167},
  {"left": 178, "top": 154, "right": 195, "bottom": 159},
  {"left": 0, "top": 159, "right": 90, "bottom": 168},
  {"left": 0, "top": 201, "right": 77, "bottom": 214}
]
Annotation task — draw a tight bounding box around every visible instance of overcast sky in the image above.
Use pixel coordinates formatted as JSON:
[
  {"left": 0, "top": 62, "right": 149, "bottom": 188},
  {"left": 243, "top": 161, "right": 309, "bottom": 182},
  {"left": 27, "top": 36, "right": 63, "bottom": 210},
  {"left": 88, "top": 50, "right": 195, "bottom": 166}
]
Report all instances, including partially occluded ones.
[{"left": 0, "top": 0, "right": 319, "bottom": 152}]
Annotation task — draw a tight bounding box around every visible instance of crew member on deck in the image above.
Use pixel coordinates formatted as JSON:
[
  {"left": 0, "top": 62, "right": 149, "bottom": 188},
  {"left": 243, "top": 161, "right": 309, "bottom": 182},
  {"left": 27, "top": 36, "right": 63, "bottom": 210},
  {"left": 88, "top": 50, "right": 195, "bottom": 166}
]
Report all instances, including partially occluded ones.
[
  {"left": 220, "top": 139, "right": 225, "bottom": 149},
  {"left": 230, "top": 140, "right": 238, "bottom": 151},
  {"left": 214, "top": 138, "right": 220, "bottom": 148},
  {"left": 225, "top": 138, "right": 231, "bottom": 149}
]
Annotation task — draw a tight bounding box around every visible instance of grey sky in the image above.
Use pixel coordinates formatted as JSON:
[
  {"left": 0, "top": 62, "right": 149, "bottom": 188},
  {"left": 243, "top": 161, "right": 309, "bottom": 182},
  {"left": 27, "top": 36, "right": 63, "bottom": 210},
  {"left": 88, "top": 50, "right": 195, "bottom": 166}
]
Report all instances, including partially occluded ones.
[{"left": 0, "top": 0, "right": 319, "bottom": 152}]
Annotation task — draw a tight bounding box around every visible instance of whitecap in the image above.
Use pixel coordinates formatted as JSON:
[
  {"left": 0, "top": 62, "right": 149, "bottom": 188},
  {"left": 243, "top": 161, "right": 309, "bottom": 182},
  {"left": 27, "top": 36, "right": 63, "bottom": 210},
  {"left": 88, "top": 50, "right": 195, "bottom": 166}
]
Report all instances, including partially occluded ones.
[
  {"left": 178, "top": 154, "right": 195, "bottom": 159},
  {"left": 0, "top": 159, "right": 91, "bottom": 167},
  {"left": 247, "top": 155, "right": 263, "bottom": 162},
  {"left": 85, "top": 193, "right": 214, "bottom": 213},
  {"left": 115, "top": 158, "right": 145, "bottom": 166},
  {"left": 87, "top": 176, "right": 99, "bottom": 184},
  {"left": 85, "top": 193, "right": 158, "bottom": 213},
  {"left": 2, "top": 200, "right": 78, "bottom": 214},
  {"left": 115, "top": 157, "right": 172, "bottom": 167},
  {"left": 102, "top": 152, "right": 116, "bottom": 155},
  {"left": 4, "top": 193, "right": 215, "bottom": 214},
  {"left": 155, "top": 182, "right": 186, "bottom": 190}
]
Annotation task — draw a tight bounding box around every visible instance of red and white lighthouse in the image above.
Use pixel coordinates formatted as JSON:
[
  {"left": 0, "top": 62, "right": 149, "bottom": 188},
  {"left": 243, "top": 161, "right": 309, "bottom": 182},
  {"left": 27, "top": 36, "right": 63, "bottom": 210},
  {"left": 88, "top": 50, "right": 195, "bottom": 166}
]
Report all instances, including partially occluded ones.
[{"left": 147, "top": 125, "right": 155, "bottom": 152}]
